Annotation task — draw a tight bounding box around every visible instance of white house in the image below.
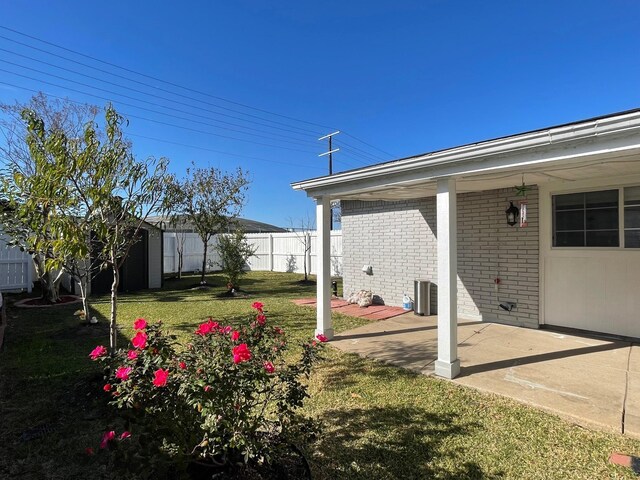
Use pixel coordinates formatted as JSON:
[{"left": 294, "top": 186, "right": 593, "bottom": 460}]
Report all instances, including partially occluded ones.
[{"left": 292, "top": 108, "right": 640, "bottom": 379}]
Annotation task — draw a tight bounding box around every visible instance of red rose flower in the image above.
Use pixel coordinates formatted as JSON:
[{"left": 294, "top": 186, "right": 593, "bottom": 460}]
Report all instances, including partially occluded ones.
[
  {"left": 119, "top": 431, "right": 131, "bottom": 440},
  {"left": 195, "top": 319, "right": 219, "bottom": 336},
  {"left": 127, "top": 350, "right": 138, "bottom": 360},
  {"left": 316, "top": 333, "right": 329, "bottom": 343},
  {"left": 179, "top": 361, "right": 187, "bottom": 370},
  {"left": 204, "top": 385, "right": 212, "bottom": 392},
  {"left": 232, "top": 343, "right": 252, "bottom": 364},
  {"left": 256, "top": 314, "right": 266, "bottom": 326},
  {"left": 152, "top": 368, "right": 169, "bottom": 387},
  {"left": 133, "top": 318, "right": 147, "bottom": 330},
  {"left": 103, "top": 383, "right": 112, "bottom": 392},
  {"left": 131, "top": 331, "right": 148, "bottom": 349},
  {"left": 231, "top": 330, "right": 240, "bottom": 341},
  {"left": 263, "top": 361, "right": 275, "bottom": 374},
  {"left": 89, "top": 345, "right": 107, "bottom": 360},
  {"left": 115, "top": 366, "right": 132, "bottom": 381},
  {"left": 251, "top": 301, "right": 264, "bottom": 312},
  {"left": 100, "top": 430, "right": 116, "bottom": 449}
]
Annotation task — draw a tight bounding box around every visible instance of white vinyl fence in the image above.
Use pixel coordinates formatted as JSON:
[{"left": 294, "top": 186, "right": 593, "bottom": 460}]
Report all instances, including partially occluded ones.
[
  {"left": 0, "top": 231, "right": 33, "bottom": 292},
  {"left": 164, "top": 231, "right": 343, "bottom": 277}
]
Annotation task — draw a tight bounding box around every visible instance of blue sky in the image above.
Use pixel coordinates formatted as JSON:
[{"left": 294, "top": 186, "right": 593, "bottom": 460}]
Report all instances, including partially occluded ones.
[{"left": 2, "top": 1, "right": 640, "bottom": 227}]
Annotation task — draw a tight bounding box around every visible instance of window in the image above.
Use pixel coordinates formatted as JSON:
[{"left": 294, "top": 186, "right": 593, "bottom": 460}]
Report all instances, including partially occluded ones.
[
  {"left": 553, "top": 189, "right": 619, "bottom": 247},
  {"left": 553, "top": 186, "right": 640, "bottom": 248}
]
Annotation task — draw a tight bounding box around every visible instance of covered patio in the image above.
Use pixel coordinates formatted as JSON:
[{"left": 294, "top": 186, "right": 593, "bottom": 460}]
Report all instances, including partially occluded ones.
[
  {"left": 292, "top": 109, "right": 640, "bottom": 381},
  {"left": 330, "top": 312, "right": 640, "bottom": 437}
]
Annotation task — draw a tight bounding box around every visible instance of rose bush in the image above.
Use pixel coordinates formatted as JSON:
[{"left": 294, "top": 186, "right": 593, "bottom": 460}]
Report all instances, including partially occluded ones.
[{"left": 90, "top": 302, "right": 325, "bottom": 476}]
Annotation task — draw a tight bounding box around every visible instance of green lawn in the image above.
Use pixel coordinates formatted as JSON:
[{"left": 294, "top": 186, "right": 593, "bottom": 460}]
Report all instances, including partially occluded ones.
[{"left": 1, "top": 271, "right": 640, "bottom": 479}]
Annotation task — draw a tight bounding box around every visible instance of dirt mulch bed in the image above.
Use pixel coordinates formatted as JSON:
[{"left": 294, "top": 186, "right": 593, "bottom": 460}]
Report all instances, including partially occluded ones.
[{"left": 14, "top": 295, "right": 82, "bottom": 308}]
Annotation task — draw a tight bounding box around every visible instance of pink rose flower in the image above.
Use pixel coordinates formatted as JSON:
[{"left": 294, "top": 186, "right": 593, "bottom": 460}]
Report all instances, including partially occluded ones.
[
  {"left": 252, "top": 301, "right": 264, "bottom": 312},
  {"left": 133, "top": 318, "right": 147, "bottom": 330},
  {"left": 231, "top": 330, "right": 240, "bottom": 341},
  {"left": 316, "top": 333, "right": 329, "bottom": 343},
  {"left": 152, "top": 368, "right": 169, "bottom": 387},
  {"left": 127, "top": 350, "right": 138, "bottom": 360},
  {"left": 119, "top": 431, "right": 131, "bottom": 440},
  {"left": 256, "top": 314, "right": 266, "bottom": 326},
  {"left": 263, "top": 361, "right": 275, "bottom": 374},
  {"left": 100, "top": 430, "right": 116, "bottom": 449},
  {"left": 222, "top": 325, "right": 232, "bottom": 334},
  {"left": 179, "top": 361, "right": 187, "bottom": 370},
  {"left": 204, "top": 385, "right": 212, "bottom": 392},
  {"left": 131, "top": 331, "right": 148, "bottom": 349},
  {"left": 103, "top": 384, "right": 112, "bottom": 392},
  {"left": 232, "top": 343, "right": 252, "bottom": 364},
  {"left": 89, "top": 345, "right": 107, "bottom": 360},
  {"left": 115, "top": 366, "right": 132, "bottom": 381}
]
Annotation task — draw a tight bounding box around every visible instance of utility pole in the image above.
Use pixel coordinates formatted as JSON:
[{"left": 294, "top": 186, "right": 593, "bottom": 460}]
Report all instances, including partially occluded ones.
[{"left": 318, "top": 131, "right": 340, "bottom": 229}]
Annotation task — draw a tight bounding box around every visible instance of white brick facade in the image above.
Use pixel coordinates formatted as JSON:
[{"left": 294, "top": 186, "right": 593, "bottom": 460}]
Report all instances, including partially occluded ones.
[{"left": 342, "top": 186, "right": 539, "bottom": 329}]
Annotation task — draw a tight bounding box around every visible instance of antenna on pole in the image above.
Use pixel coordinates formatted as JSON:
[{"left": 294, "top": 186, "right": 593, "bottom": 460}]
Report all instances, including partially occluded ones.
[
  {"left": 318, "top": 131, "right": 340, "bottom": 230},
  {"left": 318, "top": 131, "right": 340, "bottom": 175}
]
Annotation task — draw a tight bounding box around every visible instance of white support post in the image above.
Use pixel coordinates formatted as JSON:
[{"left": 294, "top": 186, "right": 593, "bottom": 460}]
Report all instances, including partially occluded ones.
[
  {"left": 435, "top": 178, "right": 460, "bottom": 379},
  {"left": 315, "top": 196, "right": 333, "bottom": 339}
]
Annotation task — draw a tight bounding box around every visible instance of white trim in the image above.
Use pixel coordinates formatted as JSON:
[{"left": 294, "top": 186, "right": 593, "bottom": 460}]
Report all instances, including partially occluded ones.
[{"left": 292, "top": 111, "right": 640, "bottom": 198}]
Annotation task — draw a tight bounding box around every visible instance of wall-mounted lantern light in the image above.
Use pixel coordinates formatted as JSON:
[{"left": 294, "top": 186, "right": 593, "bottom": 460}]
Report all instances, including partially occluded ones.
[
  {"left": 362, "top": 264, "right": 373, "bottom": 275},
  {"left": 505, "top": 201, "right": 519, "bottom": 227}
]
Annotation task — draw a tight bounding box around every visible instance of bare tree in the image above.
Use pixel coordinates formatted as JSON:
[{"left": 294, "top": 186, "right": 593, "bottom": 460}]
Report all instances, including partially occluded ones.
[
  {"left": 165, "top": 165, "right": 249, "bottom": 285},
  {"left": 288, "top": 214, "right": 315, "bottom": 282}
]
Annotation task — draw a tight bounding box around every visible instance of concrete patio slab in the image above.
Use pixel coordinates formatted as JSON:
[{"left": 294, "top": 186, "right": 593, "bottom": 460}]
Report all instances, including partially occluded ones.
[{"left": 332, "top": 313, "right": 639, "bottom": 437}]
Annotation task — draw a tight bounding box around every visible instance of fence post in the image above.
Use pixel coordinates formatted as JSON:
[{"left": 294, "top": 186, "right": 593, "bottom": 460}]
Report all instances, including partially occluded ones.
[
  {"left": 268, "top": 234, "right": 274, "bottom": 271},
  {"left": 26, "top": 256, "right": 32, "bottom": 293},
  {"left": 305, "top": 232, "right": 312, "bottom": 276}
]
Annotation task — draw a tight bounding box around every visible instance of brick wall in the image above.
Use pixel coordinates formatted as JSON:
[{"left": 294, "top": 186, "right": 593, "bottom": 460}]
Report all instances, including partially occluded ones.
[{"left": 341, "top": 186, "right": 539, "bottom": 328}]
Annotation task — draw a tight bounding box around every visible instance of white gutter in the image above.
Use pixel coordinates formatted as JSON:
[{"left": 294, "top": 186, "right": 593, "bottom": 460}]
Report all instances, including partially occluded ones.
[{"left": 291, "top": 110, "right": 640, "bottom": 193}]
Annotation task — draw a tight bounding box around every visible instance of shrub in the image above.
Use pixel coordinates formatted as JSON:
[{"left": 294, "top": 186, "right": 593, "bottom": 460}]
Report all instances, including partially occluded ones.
[
  {"left": 89, "top": 302, "right": 325, "bottom": 476},
  {"left": 216, "top": 230, "right": 257, "bottom": 290}
]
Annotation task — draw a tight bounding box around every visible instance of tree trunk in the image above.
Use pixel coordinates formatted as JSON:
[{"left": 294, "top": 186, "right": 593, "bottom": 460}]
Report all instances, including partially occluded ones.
[
  {"left": 109, "top": 253, "right": 119, "bottom": 354},
  {"left": 200, "top": 237, "right": 208, "bottom": 284},
  {"left": 177, "top": 246, "right": 183, "bottom": 280},
  {"left": 77, "top": 277, "right": 90, "bottom": 320},
  {"left": 33, "top": 255, "right": 61, "bottom": 303}
]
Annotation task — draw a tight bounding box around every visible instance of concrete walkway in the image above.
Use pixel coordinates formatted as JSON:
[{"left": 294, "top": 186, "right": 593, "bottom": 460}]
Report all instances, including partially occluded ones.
[{"left": 331, "top": 313, "right": 640, "bottom": 437}]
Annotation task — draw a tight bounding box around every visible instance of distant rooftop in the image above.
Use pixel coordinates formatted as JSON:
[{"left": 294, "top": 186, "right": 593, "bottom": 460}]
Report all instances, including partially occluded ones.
[{"left": 147, "top": 215, "right": 287, "bottom": 233}]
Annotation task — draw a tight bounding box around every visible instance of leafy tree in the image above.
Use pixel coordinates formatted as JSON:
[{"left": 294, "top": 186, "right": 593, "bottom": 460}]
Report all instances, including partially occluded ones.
[
  {"left": 81, "top": 107, "right": 168, "bottom": 352},
  {"left": 216, "top": 229, "right": 257, "bottom": 290},
  {"left": 0, "top": 95, "right": 168, "bottom": 352},
  {"left": 165, "top": 165, "right": 249, "bottom": 285},
  {"left": 0, "top": 95, "right": 99, "bottom": 303}
]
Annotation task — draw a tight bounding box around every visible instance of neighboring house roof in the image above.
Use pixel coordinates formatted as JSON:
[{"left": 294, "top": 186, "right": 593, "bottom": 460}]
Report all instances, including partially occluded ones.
[
  {"left": 292, "top": 107, "right": 640, "bottom": 200},
  {"left": 147, "top": 215, "right": 287, "bottom": 233}
]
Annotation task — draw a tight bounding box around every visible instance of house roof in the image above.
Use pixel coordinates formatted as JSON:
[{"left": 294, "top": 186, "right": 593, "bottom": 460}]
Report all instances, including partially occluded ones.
[
  {"left": 147, "top": 215, "right": 287, "bottom": 233},
  {"left": 292, "top": 107, "right": 640, "bottom": 201}
]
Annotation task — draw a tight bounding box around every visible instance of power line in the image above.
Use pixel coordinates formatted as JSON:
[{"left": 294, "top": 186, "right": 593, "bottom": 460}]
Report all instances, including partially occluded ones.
[
  {"left": 0, "top": 81, "right": 324, "bottom": 171},
  {"left": 0, "top": 26, "right": 334, "bottom": 132},
  {"left": 342, "top": 131, "right": 396, "bottom": 158},
  {"left": 0, "top": 47, "right": 320, "bottom": 146},
  {"left": 0, "top": 59, "right": 321, "bottom": 150},
  {"left": 0, "top": 76, "right": 318, "bottom": 154},
  {"left": 0, "top": 25, "right": 398, "bottom": 164}
]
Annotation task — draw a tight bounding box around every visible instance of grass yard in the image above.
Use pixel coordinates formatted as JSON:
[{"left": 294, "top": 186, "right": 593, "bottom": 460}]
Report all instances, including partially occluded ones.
[{"left": 1, "top": 271, "right": 640, "bottom": 479}]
